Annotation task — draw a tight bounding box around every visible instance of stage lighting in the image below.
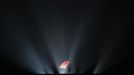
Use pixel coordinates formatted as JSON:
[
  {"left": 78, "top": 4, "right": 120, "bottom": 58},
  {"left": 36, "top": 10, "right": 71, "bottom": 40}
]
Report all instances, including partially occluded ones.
[
  {"left": 58, "top": 60, "right": 70, "bottom": 74},
  {"left": 59, "top": 60, "right": 70, "bottom": 69}
]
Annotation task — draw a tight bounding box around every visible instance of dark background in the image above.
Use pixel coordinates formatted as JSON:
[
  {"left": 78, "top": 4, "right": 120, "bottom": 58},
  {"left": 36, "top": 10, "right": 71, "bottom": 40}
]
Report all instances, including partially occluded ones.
[{"left": 0, "top": 0, "right": 133, "bottom": 74}]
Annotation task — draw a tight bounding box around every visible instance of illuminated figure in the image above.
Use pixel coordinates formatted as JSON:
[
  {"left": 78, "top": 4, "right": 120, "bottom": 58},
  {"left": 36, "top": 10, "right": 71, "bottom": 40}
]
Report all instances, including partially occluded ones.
[
  {"left": 59, "top": 60, "right": 70, "bottom": 74},
  {"left": 59, "top": 60, "right": 70, "bottom": 69}
]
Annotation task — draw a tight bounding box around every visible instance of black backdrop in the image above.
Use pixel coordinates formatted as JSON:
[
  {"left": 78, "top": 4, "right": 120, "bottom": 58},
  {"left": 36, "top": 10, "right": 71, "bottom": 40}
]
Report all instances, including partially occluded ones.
[{"left": 0, "top": 0, "right": 133, "bottom": 74}]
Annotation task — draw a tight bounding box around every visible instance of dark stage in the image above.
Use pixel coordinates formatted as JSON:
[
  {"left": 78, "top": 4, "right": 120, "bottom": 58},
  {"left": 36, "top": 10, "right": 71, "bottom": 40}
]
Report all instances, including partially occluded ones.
[{"left": 0, "top": 0, "right": 133, "bottom": 74}]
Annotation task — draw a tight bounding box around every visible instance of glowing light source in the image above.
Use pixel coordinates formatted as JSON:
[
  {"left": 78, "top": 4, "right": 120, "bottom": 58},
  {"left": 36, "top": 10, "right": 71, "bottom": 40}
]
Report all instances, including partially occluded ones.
[
  {"left": 59, "top": 60, "right": 70, "bottom": 69},
  {"left": 58, "top": 60, "right": 70, "bottom": 74}
]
